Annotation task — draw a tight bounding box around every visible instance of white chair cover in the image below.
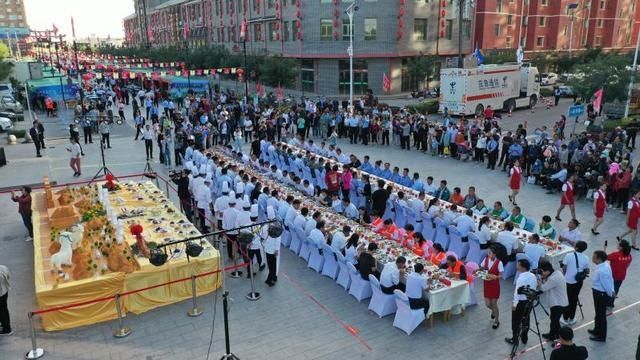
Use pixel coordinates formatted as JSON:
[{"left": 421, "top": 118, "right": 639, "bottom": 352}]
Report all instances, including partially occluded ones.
[
  {"left": 335, "top": 251, "right": 351, "bottom": 290},
  {"left": 321, "top": 244, "right": 339, "bottom": 279},
  {"left": 392, "top": 289, "right": 425, "bottom": 335},
  {"left": 308, "top": 242, "right": 325, "bottom": 272},
  {"left": 347, "top": 262, "right": 372, "bottom": 302},
  {"left": 433, "top": 218, "right": 450, "bottom": 250},
  {"left": 466, "top": 232, "right": 487, "bottom": 265},
  {"left": 367, "top": 274, "right": 397, "bottom": 318}
]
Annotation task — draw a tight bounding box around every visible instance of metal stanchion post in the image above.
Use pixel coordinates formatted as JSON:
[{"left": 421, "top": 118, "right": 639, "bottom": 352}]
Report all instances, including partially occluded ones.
[
  {"left": 113, "top": 294, "right": 131, "bottom": 338},
  {"left": 246, "top": 260, "right": 261, "bottom": 301},
  {"left": 187, "top": 275, "right": 204, "bottom": 317},
  {"left": 155, "top": 176, "right": 160, "bottom": 188},
  {"left": 229, "top": 240, "right": 243, "bottom": 278},
  {"left": 25, "top": 312, "right": 45, "bottom": 360},
  {"left": 165, "top": 180, "right": 170, "bottom": 199}
]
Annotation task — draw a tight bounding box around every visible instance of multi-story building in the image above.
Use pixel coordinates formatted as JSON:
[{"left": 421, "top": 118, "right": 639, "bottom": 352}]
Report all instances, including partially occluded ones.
[
  {"left": 0, "top": 0, "right": 29, "bottom": 56},
  {"left": 474, "top": 0, "right": 640, "bottom": 54},
  {"left": 124, "top": 0, "right": 474, "bottom": 95}
]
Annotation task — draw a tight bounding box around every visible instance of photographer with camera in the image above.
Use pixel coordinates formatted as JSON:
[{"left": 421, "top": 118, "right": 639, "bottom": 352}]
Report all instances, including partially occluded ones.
[
  {"left": 537, "top": 260, "right": 568, "bottom": 341},
  {"left": 588, "top": 250, "right": 615, "bottom": 342},
  {"left": 505, "top": 259, "right": 537, "bottom": 345},
  {"left": 561, "top": 241, "right": 589, "bottom": 326}
]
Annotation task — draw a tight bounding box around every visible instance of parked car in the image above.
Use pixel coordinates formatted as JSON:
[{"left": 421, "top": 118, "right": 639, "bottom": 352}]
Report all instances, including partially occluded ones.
[
  {"left": 557, "top": 86, "right": 574, "bottom": 97},
  {"left": 411, "top": 88, "right": 439, "bottom": 99},
  {"left": 0, "top": 115, "right": 13, "bottom": 131},
  {"left": 0, "top": 83, "right": 13, "bottom": 97},
  {"left": 0, "top": 95, "right": 24, "bottom": 113},
  {"left": 541, "top": 73, "right": 558, "bottom": 86}
]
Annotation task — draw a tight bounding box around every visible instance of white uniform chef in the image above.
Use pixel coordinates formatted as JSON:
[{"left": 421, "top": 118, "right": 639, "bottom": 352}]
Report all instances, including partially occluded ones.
[
  {"left": 194, "top": 178, "right": 212, "bottom": 232},
  {"left": 222, "top": 192, "right": 240, "bottom": 260},
  {"left": 214, "top": 182, "right": 230, "bottom": 229},
  {"left": 263, "top": 206, "right": 281, "bottom": 285}
]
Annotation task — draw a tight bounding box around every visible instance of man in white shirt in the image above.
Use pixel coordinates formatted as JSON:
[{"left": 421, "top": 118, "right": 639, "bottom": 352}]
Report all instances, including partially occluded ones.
[
  {"left": 222, "top": 194, "right": 240, "bottom": 260},
  {"left": 454, "top": 209, "right": 476, "bottom": 238},
  {"left": 405, "top": 263, "right": 429, "bottom": 315},
  {"left": 379, "top": 256, "right": 407, "bottom": 294},
  {"left": 557, "top": 219, "right": 582, "bottom": 246},
  {"left": 561, "top": 241, "right": 589, "bottom": 325},
  {"left": 506, "top": 259, "right": 538, "bottom": 345},
  {"left": 423, "top": 176, "right": 437, "bottom": 195},
  {"left": 194, "top": 178, "right": 212, "bottom": 232},
  {"left": 330, "top": 226, "right": 351, "bottom": 252},
  {"left": 497, "top": 222, "right": 519, "bottom": 256},
  {"left": 263, "top": 206, "right": 281, "bottom": 286},
  {"left": 305, "top": 211, "right": 321, "bottom": 235},
  {"left": 589, "top": 250, "right": 615, "bottom": 342},
  {"left": 143, "top": 124, "right": 155, "bottom": 160},
  {"left": 523, "top": 234, "right": 546, "bottom": 269},
  {"left": 342, "top": 198, "right": 359, "bottom": 220},
  {"left": 309, "top": 221, "right": 327, "bottom": 247}
]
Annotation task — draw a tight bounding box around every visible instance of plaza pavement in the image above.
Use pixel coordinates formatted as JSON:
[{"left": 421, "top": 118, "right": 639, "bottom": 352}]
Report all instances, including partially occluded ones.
[{"left": 0, "top": 99, "right": 635, "bottom": 360}]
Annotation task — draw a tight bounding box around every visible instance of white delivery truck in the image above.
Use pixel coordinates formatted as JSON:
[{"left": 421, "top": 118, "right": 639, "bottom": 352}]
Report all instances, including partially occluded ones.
[{"left": 438, "top": 63, "right": 540, "bottom": 116}]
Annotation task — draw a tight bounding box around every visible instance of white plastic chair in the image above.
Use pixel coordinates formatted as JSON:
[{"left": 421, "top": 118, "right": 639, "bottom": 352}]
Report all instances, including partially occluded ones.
[
  {"left": 321, "top": 244, "right": 339, "bottom": 279},
  {"left": 421, "top": 213, "right": 435, "bottom": 240},
  {"left": 367, "top": 274, "right": 397, "bottom": 318},
  {"left": 466, "top": 232, "right": 487, "bottom": 265},
  {"left": 289, "top": 225, "right": 303, "bottom": 255},
  {"left": 502, "top": 259, "right": 517, "bottom": 280},
  {"left": 392, "top": 289, "right": 425, "bottom": 335},
  {"left": 347, "top": 262, "right": 372, "bottom": 302},
  {"left": 433, "top": 218, "right": 450, "bottom": 250},
  {"left": 308, "top": 242, "right": 325, "bottom": 272},
  {"left": 335, "top": 251, "right": 351, "bottom": 290},
  {"left": 298, "top": 236, "right": 311, "bottom": 262},
  {"left": 465, "top": 262, "right": 479, "bottom": 306},
  {"left": 448, "top": 225, "right": 469, "bottom": 260}
]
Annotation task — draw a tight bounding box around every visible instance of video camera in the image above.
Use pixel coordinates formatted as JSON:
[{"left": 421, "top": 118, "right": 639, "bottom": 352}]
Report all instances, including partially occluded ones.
[{"left": 517, "top": 285, "right": 543, "bottom": 301}]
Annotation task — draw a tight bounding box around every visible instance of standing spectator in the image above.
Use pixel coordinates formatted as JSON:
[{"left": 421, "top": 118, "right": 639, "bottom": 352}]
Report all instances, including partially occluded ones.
[
  {"left": 506, "top": 259, "right": 537, "bottom": 345},
  {"left": 99, "top": 120, "right": 111, "bottom": 148},
  {"left": 561, "top": 241, "right": 589, "bottom": 326},
  {"left": 143, "top": 124, "right": 155, "bottom": 160},
  {"left": 508, "top": 159, "right": 522, "bottom": 206},
  {"left": 606, "top": 239, "right": 633, "bottom": 307},
  {"left": 550, "top": 327, "right": 588, "bottom": 360},
  {"left": 134, "top": 111, "right": 144, "bottom": 140},
  {"left": 35, "top": 120, "right": 46, "bottom": 150},
  {"left": 66, "top": 137, "right": 82, "bottom": 177},
  {"left": 81, "top": 116, "right": 92, "bottom": 144},
  {"left": 486, "top": 134, "right": 499, "bottom": 170},
  {"left": 0, "top": 265, "right": 11, "bottom": 336},
  {"left": 538, "top": 260, "right": 568, "bottom": 341},
  {"left": 553, "top": 86, "right": 561, "bottom": 107},
  {"left": 588, "top": 250, "right": 615, "bottom": 342},
  {"left": 117, "top": 101, "right": 125, "bottom": 122},
  {"left": 555, "top": 174, "right": 576, "bottom": 222},
  {"left": 11, "top": 186, "right": 33, "bottom": 241},
  {"left": 28, "top": 121, "right": 43, "bottom": 158}
]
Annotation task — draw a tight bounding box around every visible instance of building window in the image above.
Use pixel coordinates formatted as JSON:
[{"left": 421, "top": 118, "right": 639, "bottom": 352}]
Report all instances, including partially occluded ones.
[
  {"left": 268, "top": 21, "right": 277, "bottom": 41},
  {"left": 445, "top": 19, "right": 453, "bottom": 40},
  {"left": 494, "top": 24, "right": 501, "bottom": 36},
  {"left": 413, "top": 18, "right": 427, "bottom": 40},
  {"left": 320, "top": 19, "right": 333, "bottom": 41},
  {"left": 301, "top": 59, "right": 315, "bottom": 93},
  {"left": 463, "top": 20, "right": 471, "bottom": 38},
  {"left": 253, "top": 23, "right": 262, "bottom": 41},
  {"left": 343, "top": 19, "right": 352, "bottom": 41},
  {"left": 595, "top": 36, "right": 602, "bottom": 46},
  {"left": 267, "top": 0, "right": 275, "bottom": 8},
  {"left": 496, "top": 0, "right": 502, "bottom": 12},
  {"left": 539, "top": 17, "right": 545, "bottom": 26},
  {"left": 284, "top": 20, "right": 291, "bottom": 41},
  {"left": 599, "top": 0, "right": 605, "bottom": 9},
  {"left": 364, "top": 18, "right": 377, "bottom": 40},
  {"left": 507, "top": 15, "right": 513, "bottom": 25},
  {"left": 339, "top": 59, "right": 368, "bottom": 95},
  {"left": 597, "top": 19, "right": 604, "bottom": 28},
  {"left": 536, "top": 36, "right": 544, "bottom": 47},
  {"left": 506, "top": 36, "right": 512, "bottom": 48},
  {"left": 541, "top": 0, "right": 548, "bottom": 5}
]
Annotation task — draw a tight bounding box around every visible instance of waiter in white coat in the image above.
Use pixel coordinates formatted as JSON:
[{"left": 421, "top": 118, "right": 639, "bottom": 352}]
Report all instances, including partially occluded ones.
[
  {"left": 214, "top": 182, "right": 230, "bottom": 231},
  {"left": 263, "top": 206, "right": 281, "bottom": 286},
  {"left": 194, "top": 178, "right": 212, "bottom": 233},
  {"left": 222, "top": 192, "right": 239, "bottom": 261}
]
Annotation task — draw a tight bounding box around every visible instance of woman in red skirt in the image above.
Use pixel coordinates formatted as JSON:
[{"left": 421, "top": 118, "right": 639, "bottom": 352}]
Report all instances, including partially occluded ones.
[
  {"left": 591, "top": 183, "right": 607, "bottom": 235},
  {"left": 508, "top": 159, "right": 522, "bottom": 206},
  {"left": 556, "top": 174, "right": 576, "bottom": 221},
  {"left": 481, "top": 246, "right": 504, "bottom": 329}
]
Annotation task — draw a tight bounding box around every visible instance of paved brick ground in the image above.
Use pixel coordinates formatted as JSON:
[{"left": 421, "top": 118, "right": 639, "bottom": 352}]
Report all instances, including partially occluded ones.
[{"left": 0, "top": 100, "right": 636, "bottom": 360}]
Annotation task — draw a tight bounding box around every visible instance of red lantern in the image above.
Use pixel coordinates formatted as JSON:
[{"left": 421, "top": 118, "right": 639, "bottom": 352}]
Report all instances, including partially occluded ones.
[
  {"left": 441, "top": 19, "right": 446, "bottom": 27},
  {"left": 296, "top": 32, "right": 302, "bottom": 40},
  {"left": 398, "top": 31, "right": 404, "bottom": 39},
  {"left": 399, "top": 19, "right": 404, "bottom": 28},
  {"left": 334, "top": 31, "right": 339, "bottom": 39},
  {"left": 333, "top": 9, "right": 339, "bottom": 17},
  {"left": 440, "top": 30, "right": 445, "bottom": 38},
  {"left": 441, "top": 10, "right": 446, "bottom": 16},
  {"left": 276, "top": 33, "right": 281, "bottom": 41},
  {"left": 399, "top": 7, "right": 405, "bottom": 16},
  {"left": 441, "top": 0, "right": 447, "bottom": 6},
  {"left": 296, "top": 20, "right": 301, "bottom": 28},
  {"left": 334, "top": 19, "right": 339, "bottom": 27}
]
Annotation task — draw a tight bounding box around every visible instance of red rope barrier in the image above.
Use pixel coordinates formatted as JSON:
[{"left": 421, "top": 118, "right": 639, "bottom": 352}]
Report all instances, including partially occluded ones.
[{"left": 31, "top": 261, "right": 249, "bottom": 316}]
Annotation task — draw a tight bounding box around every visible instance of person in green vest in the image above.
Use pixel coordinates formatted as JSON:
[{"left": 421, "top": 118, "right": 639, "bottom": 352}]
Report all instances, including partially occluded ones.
[
  {"left": 536, "top": 215, "right": 556, "bottom": 239},
  {"left": 490, "top": 201, "right": 509, "bottom": 220},
  {"left": 508, "top": 206, "right": 527, "bottom": 229}
]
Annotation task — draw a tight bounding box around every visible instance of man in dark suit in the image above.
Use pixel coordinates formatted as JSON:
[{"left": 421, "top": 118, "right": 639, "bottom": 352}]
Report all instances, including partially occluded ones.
[
  {"left": 36, "top": 120, "right": 46, "bottom": 149},
  {"left": 28, "top": 121, "right": 42, "bottom": 158}
]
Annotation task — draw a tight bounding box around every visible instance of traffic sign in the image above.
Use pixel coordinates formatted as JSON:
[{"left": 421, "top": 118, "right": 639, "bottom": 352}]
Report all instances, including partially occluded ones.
[{"left": 568, "top": 104, "right": 585, "bottom": 118}]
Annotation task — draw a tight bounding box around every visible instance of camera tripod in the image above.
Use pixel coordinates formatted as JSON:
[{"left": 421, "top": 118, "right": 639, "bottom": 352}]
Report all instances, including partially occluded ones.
[
  {"left": 89, "top": 139, "right": 114, "bottom": 185},
  {"left": 509, "top": 298, "right": 547, "bottom": 360}
]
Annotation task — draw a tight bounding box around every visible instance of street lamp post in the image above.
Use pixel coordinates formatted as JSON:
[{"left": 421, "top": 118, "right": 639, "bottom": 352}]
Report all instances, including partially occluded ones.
[
  {"left": 457, "top": 0, "right": 465, "bottom": 68},
  {"left": 345, "top": 2, "right": 358, "bottom": 110},
  {"left": 624, "top": 27, "right": 640, "bottom": 119}
]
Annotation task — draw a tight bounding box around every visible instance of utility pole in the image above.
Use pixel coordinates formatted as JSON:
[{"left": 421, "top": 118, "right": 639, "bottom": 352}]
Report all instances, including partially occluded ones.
[
  {"left": 457, "top": 0, "right": 464, "bottom": 68},
  {"left": 624, "top": 27, "right": 640, "bottom": 119},
  {"left": 345, "top": 2, "right": 358, "bottom": 110}
]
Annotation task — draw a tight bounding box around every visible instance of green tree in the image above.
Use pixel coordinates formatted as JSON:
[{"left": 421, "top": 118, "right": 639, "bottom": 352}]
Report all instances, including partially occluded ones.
[
  {"left": 483, "top": 49, "right": 517, "bottom": 65},
  {"left": 568, "top": 54, "right": 631, "bottom": 102},
  {"left": 0, "top": 43, "right": 14, "bottom": 82},
  {"left": 405, "top": 56, "right": 436, "bottom": 90},
  {"left": 258, "top": 57, "right": 296, "bottom": 87}
]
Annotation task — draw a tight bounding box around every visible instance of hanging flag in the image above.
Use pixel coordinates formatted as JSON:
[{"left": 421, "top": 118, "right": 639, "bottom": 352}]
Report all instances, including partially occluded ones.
[
  {"left": 183, "top": 15, "right": 189, "bottom": 39},
  {"left": 257, "top": 80, "right": 263, "bottom": 96},
  {"left": 277, "top": 82, "right": 283, "bottom": 101},
  {"left": 52, "top": 23, "right": 59, "bottom": 35},
  {"left": 593, "top": 88, "right": 604, "bottom": 113},
  {"left": 382, "top": 73, "right": 391, "bottom": 93},
  {"left": 473, "top": 47, "right": 485, "bottom": 66},
  {"left": 240, "top": 18, "right": 247, "bottom": 41},
  {"left": 516, "top": 46, "right": 524, "bottom": 64}
]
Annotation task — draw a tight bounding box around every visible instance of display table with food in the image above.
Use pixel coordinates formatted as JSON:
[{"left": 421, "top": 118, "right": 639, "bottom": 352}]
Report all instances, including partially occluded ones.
[{"left": 32, "top": 177, "right": 221, "bottom": 331}]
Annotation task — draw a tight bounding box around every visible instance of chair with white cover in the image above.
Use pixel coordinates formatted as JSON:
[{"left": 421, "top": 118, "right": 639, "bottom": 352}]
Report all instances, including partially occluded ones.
[
  {"left": 395, "top": 203, "right": 408, "bottom": 228},
  {"left": 406, "top": 206, "right": 420, "bottom": 233},
  {"left": 465, "top": 262, "right": 480, "bottom": 306},
  {"left": 383, "top": 200, "right": 395, "bottom": 221},
  {"left": 289, "top": 224, "right": 304, "bottom": 255},
  {"left": 421, "top": 213, "right": 435, "bottom": 240},
  {"left": 512, "top": 253, "right": 532, "bottom": 284},
  {"left": 308, "top": 242, "right": 325, "bottom": 272},
  {"left": 347, "top": 262, "right": 372, "bottom": 302},
  {"left": 466, "top": 232, "right": 487, "bottom": 265},
  {"left": 281, "top": 225, "right": 292, "bottom": 248},
  {"left": 524, "top": 217, "right": 536, "bottom": 232},
  {"left": 502, "top": 257, "right": 518, "bottom": 280},
  {"left": 433, "top": 218, "right": 450, "bottom": 250},
  {"left": 392, "top": 289, "right": 425, "bottom": 335},
  {"left": 335, "top": 252, "right": 351, "bottom": 290},
  {"left": 314, "top": 168, "right": 325, "bottom": 189},
  {"left": 447, "top": 225, "right": 469, "bottom": 260},
  {"left": 367, "top": 274, "right": 397, "bottom": 318},
  {"left": 321, "top": 244, "right": 339, "bottom": 279},
  {"left": 298, "top": 236, "right": 311, "bottom": 261}
]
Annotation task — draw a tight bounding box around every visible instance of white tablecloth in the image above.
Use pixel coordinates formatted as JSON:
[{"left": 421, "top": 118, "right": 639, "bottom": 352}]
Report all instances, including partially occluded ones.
[{"left": 425, "top": 280, "right": 470, "bottom": 318}]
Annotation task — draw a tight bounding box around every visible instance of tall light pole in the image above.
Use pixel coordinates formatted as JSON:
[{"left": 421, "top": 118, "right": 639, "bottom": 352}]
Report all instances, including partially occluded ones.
[
  {"left": 624, "top": 27, "right": 640, "bottom": 119},
  {"left": 345, "top": 2, "right": 358, "bottom": 110},
  {"left": 457, "top": 0, "right": 465, "bottom": 68}
]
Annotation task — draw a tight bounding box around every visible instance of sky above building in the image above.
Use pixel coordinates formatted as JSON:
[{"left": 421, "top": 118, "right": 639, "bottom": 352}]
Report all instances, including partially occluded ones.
[{"left": 24, "top": 0, "right": 133, "bottom": 38}]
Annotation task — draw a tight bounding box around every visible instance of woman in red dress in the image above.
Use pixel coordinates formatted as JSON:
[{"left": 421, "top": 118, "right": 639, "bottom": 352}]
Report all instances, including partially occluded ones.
[
  {"left": 556, "top": 174, "right": 576, "bottom": 221},
  {"left": 508, "top": 160, "right": 522, "bottom": 206},
  {"left": 591, "top": 183, "right": 607, "bottom": 235},
  {"left": 481, "top": 246, "right": 504, "bottom": 329},
  {"left": 607, "top": 240, "right": 633, "bottom": 306}
]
